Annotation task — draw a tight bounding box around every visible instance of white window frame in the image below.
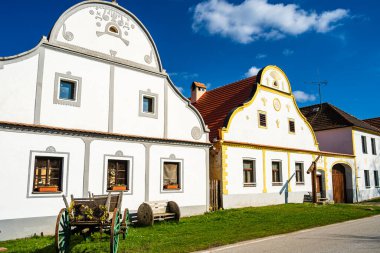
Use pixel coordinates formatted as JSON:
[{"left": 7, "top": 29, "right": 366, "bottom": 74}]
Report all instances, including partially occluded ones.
[
  {"left": 27, "top": 150, "right": 69, "bottom": 198},
  {"left": 242, "top": 158, "right": 256, "bottom": 187},
  {"left": 160, "top": 158, "right": 184, "bottom": 193},
  {"left": 271, "top": 160, "right": 283, "bottom": 186},
  {"left": 139, "top": 90, "right": 158, "bottom": 119},
  {"left": 295, "top": 162, "right": 304, "bottom": 184},
  {"left": 103, "top": 155, "right": 133, "bottom": 195}
]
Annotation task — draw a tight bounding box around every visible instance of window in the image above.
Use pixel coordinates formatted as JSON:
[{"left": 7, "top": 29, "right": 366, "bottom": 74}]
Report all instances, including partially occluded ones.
[
  {"left": 33, "top": 156, "right": 63, "bottom": 192},
  {"left": 143, "top": 96, "right": 154, "bottom": 113},
  {"left": 54, "top": 73, "right": 82, "bottom": 107},
  {"left": 295, "top": 162, "right": 304, "bottom": 184},
  {"left": 109, "top": 26, "right": 119, "bottom": 34},
  {"left": 362, "top": 136, "right": 368, "bottom": 154},
  {"left": 107, "top": 159, "right": 130, "bottom": 191},
  {"left": 371, "top": 138, "right": 377, "bottom": 155},
  {"left": 163, "top": 162, "right": 181, "bottom": 190},
  {"left": 258, "top": 111, "right": 267, "bottom": 128},
  {"left": 243, "top": 160, "right": 256, "bottom": 186},
  {"left": 139, "top": 90, "right": 158, "bottom": 118},
  {"left": 289, "top": 119, "right": 295, "bottom": 133},
  {"left": 375, "top": 171, "right": 379, "bottom": 188},
  {"left": 364, "top": 170, "right": 370, "bottom": 188},
  {"left": 59, "top": 80, "right": 76, "bottom": 100},
  {"left": 272, "top": 161, "right": 282, "bottom": 185}
]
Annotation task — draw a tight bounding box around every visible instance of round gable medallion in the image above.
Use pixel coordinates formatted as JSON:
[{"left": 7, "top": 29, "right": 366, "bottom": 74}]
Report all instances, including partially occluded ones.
[
  {"left": 273, "top": 98, "right": 281, "bottom": 111},
  {"left": 191, "top": 127, "right": 202, "bottom": 140}
]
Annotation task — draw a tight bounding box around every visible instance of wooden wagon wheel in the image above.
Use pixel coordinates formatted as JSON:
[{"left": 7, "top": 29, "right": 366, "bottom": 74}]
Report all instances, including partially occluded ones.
[
  {"left": 121, "top": 208, "right": 129, "bottom": 240},
  {"left": 110, "top": 208, "right": 121, "bottom": 253},
  {"left": 168, "top": 201, "right": 181, "bottom": 222},
  {"left": 55, "top": 208, "right": 71, "bottom": 253},
  {"left": 137, "top": 203, "right": 154, "bottom": 226}
]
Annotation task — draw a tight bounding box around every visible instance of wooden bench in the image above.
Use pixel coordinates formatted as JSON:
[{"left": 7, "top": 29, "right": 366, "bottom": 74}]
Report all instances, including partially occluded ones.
[{"left": 137, "top": 200, "right": 180, "bottom": 226}]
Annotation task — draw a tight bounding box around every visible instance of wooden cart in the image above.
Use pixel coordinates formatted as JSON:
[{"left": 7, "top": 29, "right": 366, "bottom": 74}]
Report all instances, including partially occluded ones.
[
  {"left": 55, "top": 192, "right": 129, "bottom": 253},
  {"left": 137, "top": 200, "right": 180, "bottom": 226}
]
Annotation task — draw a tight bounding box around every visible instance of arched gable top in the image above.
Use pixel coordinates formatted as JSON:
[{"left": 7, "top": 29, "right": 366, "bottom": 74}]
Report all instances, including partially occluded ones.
[
  {"left": 256, "top": 65, "right": 291, "bottom": 94},
  {"left": 48, "top": 1, "right": 162, "bottom": 72}
]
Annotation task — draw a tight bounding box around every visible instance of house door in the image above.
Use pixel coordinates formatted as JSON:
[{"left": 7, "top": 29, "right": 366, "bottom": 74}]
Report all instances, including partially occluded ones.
[
  {"left": 332, "top": 165, "right": 346, "bottom": 203},
  {"left": 316, "top": 175, "right": 322, "bottom": 196}
]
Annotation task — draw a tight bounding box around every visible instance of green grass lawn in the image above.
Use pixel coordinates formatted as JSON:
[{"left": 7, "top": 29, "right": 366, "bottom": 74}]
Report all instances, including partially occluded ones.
[
  {"left": 365, "top": 197, "right": 380, "bottom": 202},
  {"left": 1, "top": 203, "right": 380, "bottom": 253}
]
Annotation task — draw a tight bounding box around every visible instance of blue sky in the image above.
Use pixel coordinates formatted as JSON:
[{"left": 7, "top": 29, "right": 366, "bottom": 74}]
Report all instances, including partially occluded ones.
[{"left": 0, "top": 0, "right": 379, "bottom": 119}]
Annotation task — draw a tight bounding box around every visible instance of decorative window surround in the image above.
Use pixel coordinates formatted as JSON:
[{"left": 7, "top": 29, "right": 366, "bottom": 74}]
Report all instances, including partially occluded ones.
[
  {"left": 258, "top": 111, "right": 267, "bottom": 129},
  {"left": 27, "top": 150, "right": 70, "bottom": 198},
  {"left": 103, "top": 154, "right": 133, "bottom": 195},
  {"left": 271, "top": 160, "right": 283, "bottom": 186},
  {"left": 289, "top": 119, "right": 295, "bottom": 134},
  {"left": 54, "top": 72, "right": 82, "bottom": 107},
  {"left": 160, "top": 157, "right": 184, "bottom": 193},
  {"left": 295, "top": 162, "right": 304, "bottom": 184},
  {"left": 243, "top": 158, "right": 256, "bottom": 187},
  {"left": 139, "top": 90, "right": 158, "bottom": 119}
]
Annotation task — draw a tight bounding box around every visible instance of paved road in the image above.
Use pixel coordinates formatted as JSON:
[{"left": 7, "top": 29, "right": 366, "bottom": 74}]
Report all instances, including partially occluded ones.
[{"left": 196, "top": 215, "right": 380, "bottom": 253}]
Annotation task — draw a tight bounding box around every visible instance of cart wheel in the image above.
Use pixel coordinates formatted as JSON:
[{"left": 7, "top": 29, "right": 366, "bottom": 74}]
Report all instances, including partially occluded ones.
[
  {"left": 137, "top": 203, "right": 154, "bottom": 226},
  {"left": 168, "top": 201, "right": 181, "bottom": 222},
  {"left": 55, "top": 208, "right": 71, "bottom": 253},
  {"left": 121, "top": 208, "right": 129, "bottom": 240},
  {"left": 110, "top": 208, "right": 121, "bottom": 253}
]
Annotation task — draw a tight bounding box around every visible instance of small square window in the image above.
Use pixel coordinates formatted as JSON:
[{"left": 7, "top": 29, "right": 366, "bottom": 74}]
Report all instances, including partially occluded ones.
[
  {"left": 33, "top": 156, "right": 63, "bottom": 193},
  {"left": 295, "top": 162, "right": 304, "bottom": 184},
  {"left": 143, "top": 96, "right": 154, "bottom": 113},
  {"left": 289, "top": 119, "right": 295, "bottom": 133},
  {"left": 243, "top": 160, "right": 256, "bottom": 186},
  {"left": 163, "top": 162, "right": 181, "bottom": 190},
  {"left": 59, "top": 80, "right": 76, "bottom": 100},
  {"left": 258, "top": 111, "right": 267, "bottom": 128},
  {"left": 107, "top": 159, "right": 130, "bottom": 191},
  {"left": 54, "top": 73, "right": 82, "bottom": 107}
]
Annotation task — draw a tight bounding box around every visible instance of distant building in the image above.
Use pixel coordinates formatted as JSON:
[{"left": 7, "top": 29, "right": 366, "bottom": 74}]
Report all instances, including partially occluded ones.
[
  {"left": 301, "top": 103, "right": 380, "bottom": 201},
  {"left": 192, "top": 66, "right": 356, "bottom": 209},
  {"left": 0, "top": 1, "right": 210, "bottom": 240}
]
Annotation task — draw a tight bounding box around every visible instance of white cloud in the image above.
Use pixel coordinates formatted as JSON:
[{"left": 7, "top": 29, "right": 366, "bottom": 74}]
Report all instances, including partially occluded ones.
[
  {"left": 282, "top": 49, "right": 294, "bottom": 56},
  {"left": 245, "top": 66, "right": 261, "bottom": 77},
  {"left": 192, "top": 0, "right": 349, "bottom": 43},
  {"left": 256, "top": 53, "right": 267, "bottom": 59},
  {"left": 293, "top": 90, "right": 317, "bottom": 103}
]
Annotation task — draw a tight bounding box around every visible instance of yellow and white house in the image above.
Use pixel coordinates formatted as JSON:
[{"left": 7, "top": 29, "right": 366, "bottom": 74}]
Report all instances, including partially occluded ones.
[{"left": 193, "top": 65, "right": 357, "bottom": 208}]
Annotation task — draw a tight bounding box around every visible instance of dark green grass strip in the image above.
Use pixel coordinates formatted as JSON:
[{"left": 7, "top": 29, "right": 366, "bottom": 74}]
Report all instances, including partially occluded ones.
[{"left": 1, "top": 204, "right": 380, "bottom": 253}]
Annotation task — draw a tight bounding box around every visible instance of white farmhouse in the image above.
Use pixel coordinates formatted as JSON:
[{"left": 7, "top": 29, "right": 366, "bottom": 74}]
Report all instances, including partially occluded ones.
[
  {"left": 192, "top": 66, "right": 357, "bottom": 209},
  {"left": 0, "top": 0, "right": 210, "bottom": 240},
  {"left": 301, "top": 103, "right": 380, "bottom": 201}
]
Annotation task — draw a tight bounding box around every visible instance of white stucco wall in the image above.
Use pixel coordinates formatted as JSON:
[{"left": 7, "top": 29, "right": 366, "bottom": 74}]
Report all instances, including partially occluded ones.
[
  {"left": 0, "top": 130, "right": 85, "bottom": 220},
  {"left": 316, "top": 127, "right": 353, "bottom": 154},
  {"left": 353, "top": 129, "right": 380, "bottom": 200},
  {"left": 0, "top": 55, "right": 39, "bottom": 123}
]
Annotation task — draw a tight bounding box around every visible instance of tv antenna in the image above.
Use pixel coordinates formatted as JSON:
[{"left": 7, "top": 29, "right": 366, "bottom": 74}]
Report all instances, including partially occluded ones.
[{"left": 304, "top": 80, "right": 328, "bottom": 105}]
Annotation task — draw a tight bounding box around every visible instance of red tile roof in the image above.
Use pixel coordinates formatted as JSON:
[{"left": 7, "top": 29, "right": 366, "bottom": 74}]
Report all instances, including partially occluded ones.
[
  {"left": 192, "top": 76, "right": 257, "bottom": 142},
  {"left": 300, "top": 103, "right": 380, "bottom": 133},
  {"left": 363, "top": 117, "right": 380, "bottom": 130}
]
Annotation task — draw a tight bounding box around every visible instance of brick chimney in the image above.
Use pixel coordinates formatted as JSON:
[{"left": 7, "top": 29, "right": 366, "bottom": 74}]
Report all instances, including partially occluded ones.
[{"left": 191, "top": 82, "right": 207, "bottom": 103}]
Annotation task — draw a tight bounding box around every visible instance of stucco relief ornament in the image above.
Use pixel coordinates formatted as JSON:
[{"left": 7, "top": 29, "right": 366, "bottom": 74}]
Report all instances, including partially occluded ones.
[
  {"left": 89, "top": 6, "right": 135, "bottom": 46},
  {"left": 273, "top": 98, "right": 281, "bottom": 111},
  {"left": 62, "top": 23, "right": 74, "bottom": 41},
  {"left": 144, "top": 50, "right": 153, "bottom": 64},
  {"left": 261, "top": 97, "right": 267, "bottom": 106},
  {"left": 191, "top": 127, "right": 202, "bottom": 140}
]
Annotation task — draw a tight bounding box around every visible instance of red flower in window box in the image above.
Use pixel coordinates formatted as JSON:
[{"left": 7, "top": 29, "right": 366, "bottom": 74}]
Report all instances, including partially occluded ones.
[
  {"left": 36, "top": 186, "right": 59, "bottom": 192},
  {"left": 164, "top": 184, "right": 179, "bottom": 190},
  {"left": 111, "top": 185, "right": 128, "bottom": 191}
]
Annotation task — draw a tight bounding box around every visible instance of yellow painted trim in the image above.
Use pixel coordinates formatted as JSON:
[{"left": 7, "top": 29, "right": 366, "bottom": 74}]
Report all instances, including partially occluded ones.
[
  {"left": 258, "top": 65, "right": 293, "bottom": 93},
  {"left": 222, "top": 145, "right": 229, "bottom": 195},
  {"left": 262, "top": 149, "right": 267, "bottom": 193},
  {"left": 331, "top": 160, "right": 354, "bottom": 169},
  {"left": 324, "top": 156, "right": 328, "bottom": 191},
  {"left": 351, "top": 129, "right": 359, "bottom": 190},
  {"left": 258, "top": 110, "right": 268, "bottom": 129},
  {"left": 219, "top": 65, "right": 320, "bottom": 149},
  {"left": 352, "top": 126, "right": 380, "bottom": 137},
  {"left": 287, "top": 152, "right": 291, "bottom": 192},
  {"left": 222, "top": 141, "right": 354, "bottom": 158}
]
